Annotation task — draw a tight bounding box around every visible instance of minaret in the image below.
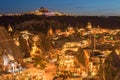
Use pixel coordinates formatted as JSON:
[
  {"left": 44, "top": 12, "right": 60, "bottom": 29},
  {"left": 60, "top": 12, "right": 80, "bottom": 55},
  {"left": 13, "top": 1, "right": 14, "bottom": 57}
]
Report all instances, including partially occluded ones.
[
  {"left": 87, "top": 22, "right": 92, "bottom": 29},
  {"left": 47, "top": 27, "right": 53, "bottom": 37}
]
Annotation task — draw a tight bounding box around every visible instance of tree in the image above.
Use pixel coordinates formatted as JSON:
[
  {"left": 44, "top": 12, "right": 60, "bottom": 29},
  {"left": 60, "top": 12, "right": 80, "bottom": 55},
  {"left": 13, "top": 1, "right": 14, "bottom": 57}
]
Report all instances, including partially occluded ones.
[
  {"left": 75, "top": 48, "right": 86, "bottom": 68},
  {"left": 19, "top": 35, "right": 30, "bottom": 57}
]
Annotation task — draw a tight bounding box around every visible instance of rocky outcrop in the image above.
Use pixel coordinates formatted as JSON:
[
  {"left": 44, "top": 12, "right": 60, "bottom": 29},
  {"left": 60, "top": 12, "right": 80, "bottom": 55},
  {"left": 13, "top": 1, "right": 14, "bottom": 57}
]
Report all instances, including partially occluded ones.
[{"left": 0, "top": 26, "right": 23, "bottom": 69}]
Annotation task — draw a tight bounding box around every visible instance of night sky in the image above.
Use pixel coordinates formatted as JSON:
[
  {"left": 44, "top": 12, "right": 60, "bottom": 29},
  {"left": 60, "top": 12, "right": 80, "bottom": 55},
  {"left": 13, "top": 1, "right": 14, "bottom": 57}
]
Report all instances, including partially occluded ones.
[{"left": 0, "top": 0, "right": 120, "bottom": 16}]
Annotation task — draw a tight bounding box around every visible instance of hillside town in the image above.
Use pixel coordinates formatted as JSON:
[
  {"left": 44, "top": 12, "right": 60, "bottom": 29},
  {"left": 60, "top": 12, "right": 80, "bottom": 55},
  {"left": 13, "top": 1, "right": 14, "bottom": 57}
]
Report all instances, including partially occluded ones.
[
  {"left": 0, "top": 20, "right": 120, "bottom": 80},
  {"left": 0, "top": 7, "right": 65, "bottom": 17}
]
